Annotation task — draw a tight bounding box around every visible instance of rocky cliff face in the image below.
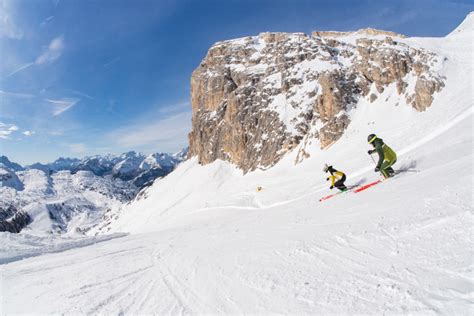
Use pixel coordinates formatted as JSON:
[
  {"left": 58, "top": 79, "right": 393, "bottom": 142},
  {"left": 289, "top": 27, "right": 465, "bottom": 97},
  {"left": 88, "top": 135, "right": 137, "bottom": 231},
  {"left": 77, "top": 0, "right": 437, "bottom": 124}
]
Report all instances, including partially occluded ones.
[
  {"left": 0, "top": 205, "right": 31, "bottom": 233},
  {"left": 188, "top": 29, "right": 445, "bottom": 172}
]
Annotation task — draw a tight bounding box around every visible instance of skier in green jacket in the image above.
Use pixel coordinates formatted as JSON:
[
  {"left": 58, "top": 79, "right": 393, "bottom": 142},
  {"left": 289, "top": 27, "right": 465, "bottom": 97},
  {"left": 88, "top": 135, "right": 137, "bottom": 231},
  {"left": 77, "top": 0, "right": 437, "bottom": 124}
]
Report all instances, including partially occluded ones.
[{"left": 367, "top": 134, "right": 397, "bottom": 179}]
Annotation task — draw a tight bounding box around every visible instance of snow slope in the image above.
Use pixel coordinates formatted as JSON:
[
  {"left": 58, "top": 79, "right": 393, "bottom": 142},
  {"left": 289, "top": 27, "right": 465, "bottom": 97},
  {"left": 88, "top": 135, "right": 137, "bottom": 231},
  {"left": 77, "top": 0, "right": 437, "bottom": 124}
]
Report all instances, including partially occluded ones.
[{"left": 0, "top": 15, "right": 472, "bottom": 314}]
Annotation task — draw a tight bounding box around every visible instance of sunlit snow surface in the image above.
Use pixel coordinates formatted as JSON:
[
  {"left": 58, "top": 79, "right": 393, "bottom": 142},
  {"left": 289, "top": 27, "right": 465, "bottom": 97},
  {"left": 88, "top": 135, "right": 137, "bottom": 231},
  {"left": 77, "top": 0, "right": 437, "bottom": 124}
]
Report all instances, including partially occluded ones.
[{"left": 1, "top": 14, "right": 472, "bottom": 314}]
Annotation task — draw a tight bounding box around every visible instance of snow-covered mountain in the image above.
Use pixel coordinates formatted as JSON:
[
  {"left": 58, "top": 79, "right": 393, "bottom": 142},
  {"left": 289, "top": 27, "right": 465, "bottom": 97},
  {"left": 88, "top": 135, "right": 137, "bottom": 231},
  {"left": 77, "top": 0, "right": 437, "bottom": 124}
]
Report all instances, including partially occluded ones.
[
  {"left": 0, "top": 149, "right": 187, "bottom": 233},
  {"left": 0, "top": 168, "right": 136, "bottom": 234},
  {"left": 0, "top": 167, "right": 24, "bottom": 190},
  {"left": 27, "top": 149, "right": 187, "bottom": 187},
  {"left": 1, "top": 13, "right": 473, "bottom": 315},
  {"left": 0, "top": 155, "right": 24, "bottom": 172}
]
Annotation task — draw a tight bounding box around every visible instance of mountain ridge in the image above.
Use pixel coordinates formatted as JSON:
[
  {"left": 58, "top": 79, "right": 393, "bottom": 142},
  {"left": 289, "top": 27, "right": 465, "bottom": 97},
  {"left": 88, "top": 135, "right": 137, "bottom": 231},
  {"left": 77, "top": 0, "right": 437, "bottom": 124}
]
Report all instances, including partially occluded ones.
[{"left": 0, "top": 148, "right": 188, "bottom": 233}]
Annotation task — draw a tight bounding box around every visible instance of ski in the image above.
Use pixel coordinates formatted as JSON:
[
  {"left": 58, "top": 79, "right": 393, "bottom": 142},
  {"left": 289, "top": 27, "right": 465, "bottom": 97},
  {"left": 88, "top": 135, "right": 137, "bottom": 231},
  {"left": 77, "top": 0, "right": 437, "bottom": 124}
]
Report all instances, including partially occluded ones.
[
  {"left": 354, "top": 168, "right": 415, "bottom": 193},
  {"left": 319, "top": 185, "right": 358, "bottom": 202},
  {"left": 319, "top": 191, "right": 344, "bottom": 202},
  {"left": 353, "top": 179, "right": 382, "bottom": 193}
]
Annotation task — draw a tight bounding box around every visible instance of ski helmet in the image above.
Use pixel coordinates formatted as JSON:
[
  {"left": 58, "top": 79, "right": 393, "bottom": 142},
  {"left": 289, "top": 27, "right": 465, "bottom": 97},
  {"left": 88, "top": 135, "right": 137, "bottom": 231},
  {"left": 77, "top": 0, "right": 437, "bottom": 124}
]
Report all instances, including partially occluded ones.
[
  {"left": 323, "top": 164, "right": 329, "bottom": 172},
  {"left": 368, "top": 134, "right": 377, "bottom": 144}
]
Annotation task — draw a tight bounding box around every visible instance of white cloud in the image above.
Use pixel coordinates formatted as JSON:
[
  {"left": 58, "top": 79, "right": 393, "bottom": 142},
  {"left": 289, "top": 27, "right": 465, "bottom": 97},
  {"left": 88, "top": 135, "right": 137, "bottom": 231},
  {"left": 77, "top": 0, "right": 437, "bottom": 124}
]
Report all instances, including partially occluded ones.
[
  {"left": 0, "top": 122, "right": 19, "bottom": 139},
  {"left": 0, "top": 89, "right": 36, "bottom": 98},
  {"left": 5, "top": 62, "right": 34, "bottom": 78},
  {"left": 108, "top": 111, "right": 192, "bottom": 151},
  {"left": 104, "top": 57, "right": 120, "bottom": 68},
  {"left": 4, "top": 36, "right": 65, "bottom": 78},
  {"left": 158, "top": 101, "right": 190, "bottom": 115},
  {"left": 35, "top": 36, "right": 65, "bottom": 65},
  {"left": 66, "top": 89, "right": 95, "bottom": 100},
  {"left": 40, "top": 15, "right": 54, "bottom": 27},
  {"left": 49, "top": 131, "right": 64, "bottom": 136},
  {"left": 0, "top": 0, "right": 23, "bottom": 39},
  {"left": 68, "top": 143, "right": 87, "bottom": 154},
  {"left": 22, "top": 130, "right": 35, "bottom": 136},
  {"left": 46, "top": 98, "right": 79, "bottom": 116}
]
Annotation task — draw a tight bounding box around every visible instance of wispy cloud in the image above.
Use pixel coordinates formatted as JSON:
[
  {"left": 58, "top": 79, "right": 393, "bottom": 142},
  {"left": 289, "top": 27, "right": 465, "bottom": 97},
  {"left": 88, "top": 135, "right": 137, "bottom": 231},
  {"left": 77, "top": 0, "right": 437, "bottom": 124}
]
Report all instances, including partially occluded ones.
[
  {"left": 46, "top": 98, "right": 79, "bottom": 116},
  {"left": 66, "top": 89, "right": 95, "bottom": 100},
  {"left": 157, "top": 101, "right": 190, "bottom": 115},
  {"left": 35, "top": 36, "right": 65, "bottom": 65},
  {"left": 0, "top": 122, "right": 19, "bottom": 139},
  {"left": 4, "top": 36, "right": 65, "bottom": 78},
  {"left": 22, "top": 130, "right": 35, "bottom": 136},
  {"left": 40, "top": 15, "right": 54, "bottom": 27},
  {"left": 0, "top": 0, "right": 23, "bottom": 39},
  {"left": 49, "top": 131, "right": 64, "bottom": 136},
  {"left": 108, "top": 110, "right": 192, "bottom": 151},
  {"left": 104, "top": 57, "right": 121, "bottom": 68},
  {"left": 5, "top": 62, "right": 34, "bottom": 78},
  {"left": 0, "top": 89, "right": 36, "bottom": 98}
]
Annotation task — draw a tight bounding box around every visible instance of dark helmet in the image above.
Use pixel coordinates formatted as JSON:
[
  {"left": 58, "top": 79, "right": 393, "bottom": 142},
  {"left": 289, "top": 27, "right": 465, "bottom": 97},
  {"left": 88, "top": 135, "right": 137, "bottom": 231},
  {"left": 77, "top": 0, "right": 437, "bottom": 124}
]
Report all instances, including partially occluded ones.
[{"left": 367, "top": 134, "right": 377, "bottom": 144}]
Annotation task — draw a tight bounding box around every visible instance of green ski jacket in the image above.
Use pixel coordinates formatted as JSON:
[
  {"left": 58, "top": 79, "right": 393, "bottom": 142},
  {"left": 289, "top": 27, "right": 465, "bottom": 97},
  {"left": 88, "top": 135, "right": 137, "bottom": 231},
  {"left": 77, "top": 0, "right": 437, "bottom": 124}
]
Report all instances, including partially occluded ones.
[{"left": 369, "top": 138, "right": 397, "bottom": 168}]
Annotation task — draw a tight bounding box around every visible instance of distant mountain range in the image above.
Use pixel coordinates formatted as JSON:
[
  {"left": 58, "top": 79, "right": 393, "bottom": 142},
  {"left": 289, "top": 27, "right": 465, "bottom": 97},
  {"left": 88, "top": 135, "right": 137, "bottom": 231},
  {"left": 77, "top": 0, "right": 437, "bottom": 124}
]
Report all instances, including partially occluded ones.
[
  {"left": 0, "top": 149, "right": 187, "bottom": 233},
  {"left": 1, "top": 148, "right": 188, "bottom": 188}
]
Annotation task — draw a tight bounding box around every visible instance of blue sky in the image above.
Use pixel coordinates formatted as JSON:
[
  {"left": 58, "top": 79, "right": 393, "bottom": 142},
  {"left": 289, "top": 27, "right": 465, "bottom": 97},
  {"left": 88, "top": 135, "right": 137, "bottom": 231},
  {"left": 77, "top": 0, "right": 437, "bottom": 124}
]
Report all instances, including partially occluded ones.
[{"left": 0, "top": 0, "right": 472, "bottom": 164}]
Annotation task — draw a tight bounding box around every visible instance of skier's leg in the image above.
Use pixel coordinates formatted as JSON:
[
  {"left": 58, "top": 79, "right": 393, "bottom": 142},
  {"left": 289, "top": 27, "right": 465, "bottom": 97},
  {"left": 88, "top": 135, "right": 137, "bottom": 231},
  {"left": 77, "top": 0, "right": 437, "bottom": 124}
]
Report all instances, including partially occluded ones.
[
  {"left": 334, "top": 175, "right": 347, "bottom": 191},
  {"left": 381, "top": 158, "right": 397, "bottom": 178},
  {"left": 335, "top": 182, "right": 347, "bottom": 191},
  {"left": 380, "top": 160, "right": 391, "bottom": 178},
  {"left": 386, "top": 158, "right": 397, "bottom": 175}
]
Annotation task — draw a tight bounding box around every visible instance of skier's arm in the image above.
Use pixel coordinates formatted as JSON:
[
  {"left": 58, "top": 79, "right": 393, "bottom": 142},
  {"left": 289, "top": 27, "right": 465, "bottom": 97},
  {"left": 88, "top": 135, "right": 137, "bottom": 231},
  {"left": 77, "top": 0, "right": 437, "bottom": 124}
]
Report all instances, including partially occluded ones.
[{"left": 376, "top": 144, "right": 384, "bottom": 168}]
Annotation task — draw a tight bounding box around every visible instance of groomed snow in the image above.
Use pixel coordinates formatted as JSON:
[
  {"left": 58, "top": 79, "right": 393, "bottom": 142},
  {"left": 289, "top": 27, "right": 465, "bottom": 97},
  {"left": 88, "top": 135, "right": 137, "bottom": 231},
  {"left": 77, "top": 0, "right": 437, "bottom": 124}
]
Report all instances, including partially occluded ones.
[{"left": 0, "top": 14, "right": 472, "bottom": 314}]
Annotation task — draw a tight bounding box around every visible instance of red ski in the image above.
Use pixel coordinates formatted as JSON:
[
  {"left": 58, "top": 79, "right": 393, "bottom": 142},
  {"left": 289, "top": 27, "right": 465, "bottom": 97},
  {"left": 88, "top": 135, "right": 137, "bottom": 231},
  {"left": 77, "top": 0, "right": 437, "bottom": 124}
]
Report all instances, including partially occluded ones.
[
  {"left": 319, "top": 185, "right": 358, "bottom": 202},
  {"left": 353, "top": 179, "right": 382, "bottom": 193},
  {"left": 319, "top": 192, "right": 343, "bottom": 202}
]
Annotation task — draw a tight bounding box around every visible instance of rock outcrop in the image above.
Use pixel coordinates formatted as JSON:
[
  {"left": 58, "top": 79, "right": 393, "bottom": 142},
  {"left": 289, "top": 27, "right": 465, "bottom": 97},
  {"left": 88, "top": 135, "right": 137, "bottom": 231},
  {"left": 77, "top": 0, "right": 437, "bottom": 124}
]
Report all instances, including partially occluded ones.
[
  {"left": 0, "top": 205, "right": 31, "bottom": 233},
  {"left": 188, "top": 29, "right": 445, "bottom": 172},
  {"left": 312, "top": 28, "right": 407, "bottom": 39}
]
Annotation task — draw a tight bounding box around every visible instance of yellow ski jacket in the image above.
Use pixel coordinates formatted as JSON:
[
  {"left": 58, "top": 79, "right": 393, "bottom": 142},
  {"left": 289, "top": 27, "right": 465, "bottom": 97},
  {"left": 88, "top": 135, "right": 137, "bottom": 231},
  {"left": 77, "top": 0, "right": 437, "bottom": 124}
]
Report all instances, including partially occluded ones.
[{"left": 328, "top": 171, "right": 345, "bottom": 186}]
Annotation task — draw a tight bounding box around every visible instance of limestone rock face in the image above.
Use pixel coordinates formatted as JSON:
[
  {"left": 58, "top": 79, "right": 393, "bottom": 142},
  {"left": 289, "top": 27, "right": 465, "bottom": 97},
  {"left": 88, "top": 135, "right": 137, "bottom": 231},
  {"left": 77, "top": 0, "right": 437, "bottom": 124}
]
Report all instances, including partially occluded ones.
[{"left": 189, "top": 30, "right": 445, "bottom": 172}]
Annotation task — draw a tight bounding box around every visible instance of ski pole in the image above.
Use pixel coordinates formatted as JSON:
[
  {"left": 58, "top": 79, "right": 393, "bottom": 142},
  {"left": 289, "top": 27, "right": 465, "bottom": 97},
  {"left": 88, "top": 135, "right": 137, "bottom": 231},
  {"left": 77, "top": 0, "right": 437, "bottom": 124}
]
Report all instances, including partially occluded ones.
[
  {"left": 369, "top": 153, "right": 376, "bottom": 165},
  {"left": 369, "top": 152, "right": 383, "bottom": 177},
  {"left": 393, "top": 169, "right": 420, "bottom": 173}
]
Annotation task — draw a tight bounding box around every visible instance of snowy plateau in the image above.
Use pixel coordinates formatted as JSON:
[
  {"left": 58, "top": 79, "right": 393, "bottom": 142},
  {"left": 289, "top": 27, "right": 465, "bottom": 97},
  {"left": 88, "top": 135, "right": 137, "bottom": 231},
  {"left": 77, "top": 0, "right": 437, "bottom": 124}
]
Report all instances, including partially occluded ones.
[{"left": 1, "top": 13, "right": 473, "bottom": 315}]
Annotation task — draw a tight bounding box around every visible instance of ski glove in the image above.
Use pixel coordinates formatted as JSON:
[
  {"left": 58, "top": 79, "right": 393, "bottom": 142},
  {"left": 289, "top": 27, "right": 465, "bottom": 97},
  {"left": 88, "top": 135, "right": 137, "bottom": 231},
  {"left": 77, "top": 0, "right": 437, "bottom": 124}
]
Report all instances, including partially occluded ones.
[
  {"left": 326, "top": 177, "right": 329, "bottom": 181},
  {"left": 330, "top": 185, "right": 334, "bottom": 189}
]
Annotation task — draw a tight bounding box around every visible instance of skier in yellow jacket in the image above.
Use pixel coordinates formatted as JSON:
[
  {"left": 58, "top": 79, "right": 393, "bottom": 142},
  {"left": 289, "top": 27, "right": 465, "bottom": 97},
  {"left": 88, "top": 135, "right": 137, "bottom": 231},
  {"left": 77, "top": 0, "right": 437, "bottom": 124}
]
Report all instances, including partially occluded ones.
[{"left": 323, "top": 164, "right": 347, "bottom": 191}]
